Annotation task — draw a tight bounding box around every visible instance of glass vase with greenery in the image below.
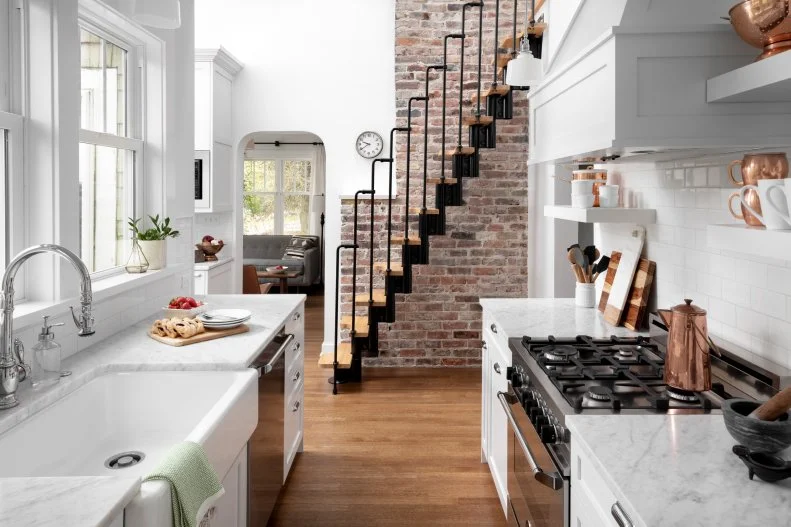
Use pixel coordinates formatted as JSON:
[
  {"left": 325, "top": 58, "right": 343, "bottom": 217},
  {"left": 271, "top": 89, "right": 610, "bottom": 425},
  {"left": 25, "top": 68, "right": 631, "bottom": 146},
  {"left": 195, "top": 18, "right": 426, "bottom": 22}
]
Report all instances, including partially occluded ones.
[{"left": 127, "top": 216, "right": 179, "bottom": 270}]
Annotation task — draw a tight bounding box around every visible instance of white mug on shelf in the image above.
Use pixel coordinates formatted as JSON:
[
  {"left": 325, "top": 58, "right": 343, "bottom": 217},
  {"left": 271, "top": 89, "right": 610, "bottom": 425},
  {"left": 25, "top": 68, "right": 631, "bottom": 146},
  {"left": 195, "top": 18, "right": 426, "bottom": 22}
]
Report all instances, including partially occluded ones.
[
  {"left": 571, "top": 194, "right": 595, "bottom": 209},
  {"left": 764, "top": 178, "right": 791, "bottom": 225},
  {"left": 732, "top": 179, "right": 791, "bottom": 230},
  {"left": 599, "top": 185, "right": 620, "bottom": 208},
  {"left": 571, "top": 180, "right": 595, "bottom": 196}
]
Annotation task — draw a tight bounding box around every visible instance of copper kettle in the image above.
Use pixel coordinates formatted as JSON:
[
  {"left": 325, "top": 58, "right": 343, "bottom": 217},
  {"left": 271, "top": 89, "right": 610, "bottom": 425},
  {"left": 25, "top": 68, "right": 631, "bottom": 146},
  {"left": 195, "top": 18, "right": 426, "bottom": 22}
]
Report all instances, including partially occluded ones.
[{"left": 657, "top": 299, "right": 719, "bottom": 392}]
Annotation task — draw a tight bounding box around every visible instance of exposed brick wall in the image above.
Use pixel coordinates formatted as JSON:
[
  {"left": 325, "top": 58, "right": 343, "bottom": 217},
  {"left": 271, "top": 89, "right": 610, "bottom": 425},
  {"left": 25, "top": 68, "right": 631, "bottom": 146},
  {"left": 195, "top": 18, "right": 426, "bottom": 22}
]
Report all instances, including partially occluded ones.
[{"left": 340, "top": 0, "right": 529, "bottom": 367}]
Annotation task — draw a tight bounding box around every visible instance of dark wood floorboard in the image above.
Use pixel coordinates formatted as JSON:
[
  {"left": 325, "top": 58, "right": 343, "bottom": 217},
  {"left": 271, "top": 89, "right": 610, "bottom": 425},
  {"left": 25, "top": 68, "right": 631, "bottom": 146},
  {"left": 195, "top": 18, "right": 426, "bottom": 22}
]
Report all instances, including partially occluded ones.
[{"left": 267, "top": 294, "right": 505, "bottom": 527}]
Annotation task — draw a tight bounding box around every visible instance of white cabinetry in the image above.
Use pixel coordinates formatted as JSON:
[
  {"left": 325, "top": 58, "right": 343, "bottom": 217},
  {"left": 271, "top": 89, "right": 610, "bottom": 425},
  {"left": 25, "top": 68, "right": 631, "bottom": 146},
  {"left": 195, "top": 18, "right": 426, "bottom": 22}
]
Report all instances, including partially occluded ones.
[
  {"left": 194, "top": 48, "right": 243, "bottom": 213},
  {"left": 571, "top": 441, "right": 638, "bottom": 527},
  {"left": 481, "top": 311, "right": 511, "bottom": 516},
  {"left": 284, "top": 307, "right": 305, "bottom": 481},
  {"left": 194, "top": 258, "right": 235, "bottom": 295},
  {"left": 208, "top": 445, "right": 248, "bottom": 527}
]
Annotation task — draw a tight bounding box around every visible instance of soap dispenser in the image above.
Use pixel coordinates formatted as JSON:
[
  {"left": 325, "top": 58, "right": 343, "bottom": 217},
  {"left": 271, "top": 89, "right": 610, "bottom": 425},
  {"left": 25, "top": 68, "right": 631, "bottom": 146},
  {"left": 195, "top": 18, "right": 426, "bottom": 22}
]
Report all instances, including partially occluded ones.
[{"left": 31, "top": 315, "right": 64, "bottom": 389}]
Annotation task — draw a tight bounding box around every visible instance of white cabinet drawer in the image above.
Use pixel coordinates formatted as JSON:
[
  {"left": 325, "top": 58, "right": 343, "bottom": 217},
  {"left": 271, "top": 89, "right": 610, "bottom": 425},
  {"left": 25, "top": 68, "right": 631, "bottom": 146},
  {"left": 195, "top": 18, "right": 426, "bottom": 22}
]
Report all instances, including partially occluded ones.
[
  {"left": 482, "top": 311, "right": 509, "bottom": 359},
  {"left": 194, "top": 271, "right": 207, "bottom": 296},
  {"left": 571, "top": 481, "right": 609, "bottom": 527},
  {"left": 284, "top": 380, "right": 304, "bottom": 482},
  {"left": 287, "top": 345, "right": 304, "bottom": 399}
]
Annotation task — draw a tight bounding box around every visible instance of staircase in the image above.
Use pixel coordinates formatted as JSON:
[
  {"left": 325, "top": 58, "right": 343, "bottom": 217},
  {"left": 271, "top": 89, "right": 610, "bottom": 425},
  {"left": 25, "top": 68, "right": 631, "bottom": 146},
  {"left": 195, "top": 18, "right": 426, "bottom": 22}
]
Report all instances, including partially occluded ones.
[{"left": 319, "top": 0, "right": 541, "bottom": 393}]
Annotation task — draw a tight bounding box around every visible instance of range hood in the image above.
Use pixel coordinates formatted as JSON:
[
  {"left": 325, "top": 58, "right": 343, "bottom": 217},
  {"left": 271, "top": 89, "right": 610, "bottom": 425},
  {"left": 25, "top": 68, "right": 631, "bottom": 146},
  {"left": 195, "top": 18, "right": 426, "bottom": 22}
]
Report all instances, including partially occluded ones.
[{"left": 527, "top": 0, "right": 791, "bottom": 165}]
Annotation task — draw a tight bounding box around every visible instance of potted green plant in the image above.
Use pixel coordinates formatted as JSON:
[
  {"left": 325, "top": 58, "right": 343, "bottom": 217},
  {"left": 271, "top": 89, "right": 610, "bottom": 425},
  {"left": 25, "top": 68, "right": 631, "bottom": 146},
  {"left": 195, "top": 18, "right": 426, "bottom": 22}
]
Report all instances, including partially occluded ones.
[{"left": 128, "top": 215, "right": 180, "bottom": 270}]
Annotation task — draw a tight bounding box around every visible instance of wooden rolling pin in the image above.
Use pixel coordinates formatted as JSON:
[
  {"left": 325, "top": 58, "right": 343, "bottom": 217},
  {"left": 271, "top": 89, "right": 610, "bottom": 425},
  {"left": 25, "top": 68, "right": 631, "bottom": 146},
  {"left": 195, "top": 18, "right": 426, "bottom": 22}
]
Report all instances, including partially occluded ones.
[{"left": 750, "top": 387, "right": 791, "bottom": 421}]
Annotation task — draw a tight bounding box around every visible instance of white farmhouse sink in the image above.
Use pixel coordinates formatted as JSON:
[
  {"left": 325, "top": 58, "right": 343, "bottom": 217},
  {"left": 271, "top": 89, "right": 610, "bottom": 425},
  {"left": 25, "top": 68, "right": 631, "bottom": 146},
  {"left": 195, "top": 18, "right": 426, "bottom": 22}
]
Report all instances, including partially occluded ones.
[{"left": 0, "top": 370, "right": 258, "bottom": 480}]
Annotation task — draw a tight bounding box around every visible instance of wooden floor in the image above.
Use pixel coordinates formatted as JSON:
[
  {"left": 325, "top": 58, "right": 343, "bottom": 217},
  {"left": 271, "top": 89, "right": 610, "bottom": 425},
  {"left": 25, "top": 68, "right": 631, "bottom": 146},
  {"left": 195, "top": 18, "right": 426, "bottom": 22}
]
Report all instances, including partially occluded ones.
[{"left": 268, "top": 294, "right": 505, "bottom": 526}]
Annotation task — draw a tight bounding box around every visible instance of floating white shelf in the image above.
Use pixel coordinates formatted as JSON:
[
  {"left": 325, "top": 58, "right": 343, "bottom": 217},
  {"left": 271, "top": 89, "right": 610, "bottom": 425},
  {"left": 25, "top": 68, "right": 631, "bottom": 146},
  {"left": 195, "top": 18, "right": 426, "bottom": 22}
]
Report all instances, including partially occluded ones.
[
  {"left": 543, "top": 206, "right": 656, "bottom": 224},
  {"left": 707, "top": 51, "right": 791, "bottom": 103},
  {"left": 707, "top": 224, "right": 791, "bottom": 261}
]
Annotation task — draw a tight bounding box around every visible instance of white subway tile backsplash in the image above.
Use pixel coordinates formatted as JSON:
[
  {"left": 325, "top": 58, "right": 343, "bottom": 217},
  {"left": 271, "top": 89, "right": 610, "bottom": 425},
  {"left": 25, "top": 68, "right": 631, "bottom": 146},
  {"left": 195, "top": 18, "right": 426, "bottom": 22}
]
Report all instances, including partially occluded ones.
[{"left": 596, "top": 153, "right": 791, "bottom": 369}]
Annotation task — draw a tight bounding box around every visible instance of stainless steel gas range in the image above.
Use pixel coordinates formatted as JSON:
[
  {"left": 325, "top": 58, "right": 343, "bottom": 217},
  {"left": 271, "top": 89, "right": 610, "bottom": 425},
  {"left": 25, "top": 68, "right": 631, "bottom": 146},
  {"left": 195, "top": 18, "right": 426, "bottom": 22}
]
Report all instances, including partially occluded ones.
[{"left": 501, "top": 314, "right": 787, "bottom": 527}]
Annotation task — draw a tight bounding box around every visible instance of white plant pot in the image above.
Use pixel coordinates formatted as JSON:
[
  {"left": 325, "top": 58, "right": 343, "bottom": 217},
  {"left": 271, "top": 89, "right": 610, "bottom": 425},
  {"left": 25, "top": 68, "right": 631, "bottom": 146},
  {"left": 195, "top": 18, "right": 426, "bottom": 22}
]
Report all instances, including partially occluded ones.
[{"left": 138, "top": 240, "right": 166, "bottom": 270}]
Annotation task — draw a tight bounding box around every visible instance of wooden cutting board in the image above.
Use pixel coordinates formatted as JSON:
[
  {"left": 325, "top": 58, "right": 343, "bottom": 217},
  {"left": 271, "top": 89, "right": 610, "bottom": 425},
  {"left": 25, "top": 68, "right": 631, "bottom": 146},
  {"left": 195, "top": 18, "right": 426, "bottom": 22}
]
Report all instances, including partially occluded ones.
[
  {"left": 598, "top": 252, "right": 621, "bottom": 312},
  {"left": 604, "top": 230, "right": 645, "bottom": 326},
  {"left": 148, "top": 324, "right": 250, "bottom": 347},
  {"left": 623, "top": 259, "right": 656, "bottom": 331}
]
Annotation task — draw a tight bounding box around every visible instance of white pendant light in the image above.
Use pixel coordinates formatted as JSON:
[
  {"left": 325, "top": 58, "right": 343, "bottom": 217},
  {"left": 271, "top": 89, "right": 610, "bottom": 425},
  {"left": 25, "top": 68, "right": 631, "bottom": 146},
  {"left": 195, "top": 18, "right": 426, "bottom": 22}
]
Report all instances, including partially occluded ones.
[
  {"left": 132, "top": 0, "right": 182, "bottom": 30},
  {"left": 505, "top": 38, "right": 543, "bottom": 87}
]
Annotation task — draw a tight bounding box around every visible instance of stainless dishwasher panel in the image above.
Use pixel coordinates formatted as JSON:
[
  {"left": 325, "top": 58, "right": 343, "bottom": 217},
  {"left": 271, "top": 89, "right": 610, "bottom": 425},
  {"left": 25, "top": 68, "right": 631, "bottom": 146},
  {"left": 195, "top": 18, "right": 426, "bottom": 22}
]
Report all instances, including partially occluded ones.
[{"left": 248, "top": 332, "right": 294, "bottom": 527}]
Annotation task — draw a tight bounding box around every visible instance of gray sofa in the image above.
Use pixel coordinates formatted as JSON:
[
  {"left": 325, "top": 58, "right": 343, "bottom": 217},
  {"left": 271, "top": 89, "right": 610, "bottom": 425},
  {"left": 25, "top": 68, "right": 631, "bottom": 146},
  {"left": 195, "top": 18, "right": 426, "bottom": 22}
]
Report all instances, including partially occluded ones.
[{"left": 243, "top": 235, "right": 321, "bottom": 288}]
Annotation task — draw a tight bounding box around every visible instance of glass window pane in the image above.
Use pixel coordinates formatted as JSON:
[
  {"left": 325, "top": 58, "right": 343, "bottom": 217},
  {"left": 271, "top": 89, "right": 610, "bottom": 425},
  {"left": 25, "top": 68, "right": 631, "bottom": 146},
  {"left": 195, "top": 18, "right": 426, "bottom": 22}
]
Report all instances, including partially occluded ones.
[
  {"left": 243, "top": 160, "right": 255, "bottom": 192},
  {"left": 283, "top": 195, "right": 310, "bottom": 235},
  {"left": 262, "top": 160, "right": 276, "bottom": 192},
  {"left": 105, "top": 40, "right": 127, "bottom": 136},
  {"left": 80, "top": 29, "right": 128, "bottom": 136},
  {"left": 80, "top": 29, "right": 103, "bottom": 132},
  {"left": 243, "top": 194, "right": 276, "bottom": 235},
  {"left": 79, "top": 143, "right": 132, "bottom": 273},
  {"left": 284, "top": 160, "right": 311, "bottom": 193}
]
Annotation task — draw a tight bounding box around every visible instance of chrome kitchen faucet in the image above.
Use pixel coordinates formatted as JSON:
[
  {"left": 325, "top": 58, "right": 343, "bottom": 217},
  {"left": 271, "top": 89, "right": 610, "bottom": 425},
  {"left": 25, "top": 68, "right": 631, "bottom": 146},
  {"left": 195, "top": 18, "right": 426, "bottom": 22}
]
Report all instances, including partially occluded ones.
[{"left": 0, "top": 244, "right": 95, "bottom": 410}]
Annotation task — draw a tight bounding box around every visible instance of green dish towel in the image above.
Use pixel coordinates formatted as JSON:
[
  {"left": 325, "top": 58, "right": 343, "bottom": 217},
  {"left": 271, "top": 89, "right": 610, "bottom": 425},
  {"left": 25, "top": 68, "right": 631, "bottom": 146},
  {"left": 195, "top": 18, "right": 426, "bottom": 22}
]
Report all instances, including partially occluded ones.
[{"left": 144, "top": 441, "right": 225, "bottom": 527}]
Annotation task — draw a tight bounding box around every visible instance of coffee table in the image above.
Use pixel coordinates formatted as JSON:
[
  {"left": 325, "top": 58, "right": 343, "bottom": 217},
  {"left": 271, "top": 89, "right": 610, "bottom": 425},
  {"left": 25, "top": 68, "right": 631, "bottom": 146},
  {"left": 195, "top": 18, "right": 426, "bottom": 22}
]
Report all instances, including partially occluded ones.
[{"left": 256, "top": 270, "right": 300, "bottom": 294}]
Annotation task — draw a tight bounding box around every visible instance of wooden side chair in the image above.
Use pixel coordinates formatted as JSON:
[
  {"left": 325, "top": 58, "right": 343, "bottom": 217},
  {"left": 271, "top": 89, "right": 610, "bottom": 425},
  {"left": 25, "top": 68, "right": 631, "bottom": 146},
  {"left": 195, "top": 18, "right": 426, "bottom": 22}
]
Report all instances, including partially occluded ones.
[{"left": 243, "top": 265, "right": 272, "bottom": 294}]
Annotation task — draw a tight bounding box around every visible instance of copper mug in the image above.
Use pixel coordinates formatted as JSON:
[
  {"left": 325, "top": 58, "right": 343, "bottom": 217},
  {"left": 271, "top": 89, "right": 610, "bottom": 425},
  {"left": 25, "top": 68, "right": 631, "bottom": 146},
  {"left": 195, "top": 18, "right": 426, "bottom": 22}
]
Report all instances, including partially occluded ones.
[{"left": 728, "top": 153, "right": 788, "bottom": 226}]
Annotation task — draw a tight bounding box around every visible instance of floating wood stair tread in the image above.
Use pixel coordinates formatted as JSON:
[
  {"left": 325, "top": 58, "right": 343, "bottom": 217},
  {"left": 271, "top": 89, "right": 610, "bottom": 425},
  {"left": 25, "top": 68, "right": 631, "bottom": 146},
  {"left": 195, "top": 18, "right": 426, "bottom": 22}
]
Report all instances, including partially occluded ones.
[
  {"left": 463, "top": 115, "right": 494, "bottom": 126},
  {"left": 355, "top": 288, "right": 387, "bottom": 307},
  {"left": 340, "top": 315, "right": 369, "bottom": 337},
  {"left": 373, "top": 262, "right": 404, "bottom": 276},
  {"left": 318, "top": 343, "right": 353, "bottom": 369},
  {"left": 409, "top": 207, "right": 440, "bottom": 215},
  {"left": 473, "top": 84, "right": 511, "bottom": 103},
  {"left": 501, "top": 21, "right": 548, "bottom": 49},
  {"left": 445, "top": 146, "right": 476, "bottom": 157},
  {"left": 427, "top": 177, "right": 458, "bottom": 185},
  {"left": 391, "top": 235, "right": 422, "bottom": 246}
]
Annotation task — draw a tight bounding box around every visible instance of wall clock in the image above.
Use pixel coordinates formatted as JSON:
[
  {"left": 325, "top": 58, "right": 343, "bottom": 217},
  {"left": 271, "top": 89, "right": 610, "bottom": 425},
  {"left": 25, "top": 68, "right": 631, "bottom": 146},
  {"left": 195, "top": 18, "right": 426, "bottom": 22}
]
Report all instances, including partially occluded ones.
[{"left": 356, "top": 131, "right": 384, "bottom": 159}]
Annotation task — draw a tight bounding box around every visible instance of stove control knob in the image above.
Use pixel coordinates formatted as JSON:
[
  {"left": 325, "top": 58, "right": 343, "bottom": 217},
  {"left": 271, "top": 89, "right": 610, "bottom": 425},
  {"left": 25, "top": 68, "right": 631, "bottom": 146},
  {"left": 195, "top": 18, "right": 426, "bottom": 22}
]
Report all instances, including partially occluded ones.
[
  {"left": 511, "top": 370, "right": 524, "bottom": 388},
  {"left": 523, "top": 399, "right": 538, "bottom": 412},
  {"left": 534, "top": 416, "right": 549, "bottom": 428},
  {"left": 540, "top": 425, "right": 557, "bottom": 443},
  {"left": 529, "top": 407, "right": 544, "bottom": 423}
]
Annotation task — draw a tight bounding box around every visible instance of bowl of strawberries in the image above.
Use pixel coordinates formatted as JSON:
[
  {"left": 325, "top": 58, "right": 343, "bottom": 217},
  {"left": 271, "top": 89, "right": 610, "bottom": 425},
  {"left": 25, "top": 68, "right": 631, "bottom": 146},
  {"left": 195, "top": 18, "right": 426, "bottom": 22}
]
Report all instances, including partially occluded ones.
[{"left": 163, "top": 296, "right": 208, "bottom": 318}]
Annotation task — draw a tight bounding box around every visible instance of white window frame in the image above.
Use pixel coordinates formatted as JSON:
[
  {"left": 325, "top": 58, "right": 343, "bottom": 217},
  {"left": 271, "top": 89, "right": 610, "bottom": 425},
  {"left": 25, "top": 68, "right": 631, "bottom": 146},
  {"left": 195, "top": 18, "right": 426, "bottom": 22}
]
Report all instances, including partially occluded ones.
[
  {"left": 244, "top": 146, "right": 316, "bottom": 236},
  {"left": 78, "top": 9, "right": 146, "bottom": 279}
]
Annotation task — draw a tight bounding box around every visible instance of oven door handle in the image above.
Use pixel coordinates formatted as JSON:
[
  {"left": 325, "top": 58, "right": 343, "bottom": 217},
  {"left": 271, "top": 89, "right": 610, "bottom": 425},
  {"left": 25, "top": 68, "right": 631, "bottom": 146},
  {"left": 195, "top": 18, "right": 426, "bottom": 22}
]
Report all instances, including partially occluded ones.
[{"left": 498, "top": 391, "right": 564, "bottom": 491}]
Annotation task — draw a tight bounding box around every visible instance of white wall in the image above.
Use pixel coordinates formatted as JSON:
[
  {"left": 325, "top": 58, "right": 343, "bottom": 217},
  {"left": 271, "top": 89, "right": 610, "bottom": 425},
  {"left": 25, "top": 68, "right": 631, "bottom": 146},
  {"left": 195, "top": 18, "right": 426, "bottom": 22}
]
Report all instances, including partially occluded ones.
[
  {"left": 195, "top": 0, "right": 396, "bottom": 350},
  {"left": 593, "top": 152, "right": 791, "bottom": 370}
]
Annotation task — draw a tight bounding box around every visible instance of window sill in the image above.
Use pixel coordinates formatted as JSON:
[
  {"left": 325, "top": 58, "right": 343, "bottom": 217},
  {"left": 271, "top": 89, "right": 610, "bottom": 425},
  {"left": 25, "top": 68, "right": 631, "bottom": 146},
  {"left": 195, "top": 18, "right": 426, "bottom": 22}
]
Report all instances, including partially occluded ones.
[{"left": 12, "top": 263, "right": 190, "bottom": 329}]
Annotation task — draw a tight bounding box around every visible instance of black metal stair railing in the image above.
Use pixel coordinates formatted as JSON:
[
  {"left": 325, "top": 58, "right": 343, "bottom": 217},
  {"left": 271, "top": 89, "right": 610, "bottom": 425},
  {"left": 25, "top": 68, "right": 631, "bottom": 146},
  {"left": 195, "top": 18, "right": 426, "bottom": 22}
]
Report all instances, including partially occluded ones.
[
  {"left": 387, "top": 126, "right": 410, "bottom": 277},
  {"left": 352, "top": 188, "right": 373, "bottom": 339},
  {"left": 436, "top": 33, "right": 465, "bottom": 226},
  {"left": 469, "top": 0, "right": 497, "bottom": 149},
  {"left": 419, "top": 64, "right": 447, "bottom": 246},
  {"left": 403, "top": 95, "right": 426, "bottom": 290},
  {"left": 332, "top": 243, "right": 358, "bottom": 395},
  {"left": 453, "top": 2, "right": 483, "bottom": 179},
  {"left": 368, "top": 157, "right": 393, "bottom": 309}
]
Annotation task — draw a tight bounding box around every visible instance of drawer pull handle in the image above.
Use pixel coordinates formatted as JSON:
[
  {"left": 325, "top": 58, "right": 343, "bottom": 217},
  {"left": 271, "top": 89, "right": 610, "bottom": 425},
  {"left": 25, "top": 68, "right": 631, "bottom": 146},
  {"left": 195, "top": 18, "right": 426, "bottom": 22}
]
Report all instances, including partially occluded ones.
[
  {"left": 493, "top": 362, "right": 501, "bottom": 374},
  {"left": 482, "top": 341, "right": 488, "bottom": 351},
  {"left": 293, "top": 312, "right": 301, "bottom": 321},
  {"left": 611, "top": 502, "right": 633, "bottom": 527},
  {"left": 296, "top": 342, "right": 301, "bottom": 350},
  {"left": 293, "top": 371, "right": 301, "bottom": 382},
  {"left": 292, "top": 401, "right": 301, "bottom": 412},
  {"left": 490, "top": 323, "right": 497, "bottom": 334}
]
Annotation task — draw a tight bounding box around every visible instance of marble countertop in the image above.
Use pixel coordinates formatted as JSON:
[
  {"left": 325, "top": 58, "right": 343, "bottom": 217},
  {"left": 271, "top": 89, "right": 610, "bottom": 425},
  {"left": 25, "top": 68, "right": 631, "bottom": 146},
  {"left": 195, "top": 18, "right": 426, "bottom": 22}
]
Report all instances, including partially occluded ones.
[
  {"left": 567, "top": 415, "right": 791, "bottom": 526},
  {"left": 194, "top": 257, "right": 234, "bottom": 271},
  {"left": 0, "top": 294, "right": 304, "bottom": 527},
  {"left": 479, "top": 298, "right": 647, "bottom": 339}
]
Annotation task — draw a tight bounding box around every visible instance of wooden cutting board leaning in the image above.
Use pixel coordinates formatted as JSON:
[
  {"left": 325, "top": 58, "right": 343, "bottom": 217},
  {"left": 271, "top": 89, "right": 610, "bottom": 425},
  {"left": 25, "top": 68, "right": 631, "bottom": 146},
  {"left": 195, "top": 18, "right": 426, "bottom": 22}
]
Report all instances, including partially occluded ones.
[{"left": 603, "top": 228, "right": 645, "bottom": 326}]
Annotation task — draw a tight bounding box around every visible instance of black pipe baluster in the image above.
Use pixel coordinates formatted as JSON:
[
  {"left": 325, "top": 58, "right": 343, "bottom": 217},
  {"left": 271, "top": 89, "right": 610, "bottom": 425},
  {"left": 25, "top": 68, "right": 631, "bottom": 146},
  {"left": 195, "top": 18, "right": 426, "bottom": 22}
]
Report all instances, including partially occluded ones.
[
  {"left": 475, "top": 1, "right": 485, "bottom": 119},
  {"left": 442, "top": 34, "right": 464, "bottom": 184},
  {"left": 352, "top": 189, "right": 372, "bottom": 340},
  {"left": 493, "top": 0, "right": 500, "bottom": 87},
  {"left": 405, "top": 96, "right": 427, "bottom": 241},
  {"left": 333, "top": 243, "right": 358, "bottom": 395},
  {"left": 458, "top": 3, "right": 483, "bottom": 147},
  {"left": 423, "top": 65, "right": 446, "bottom": 213},
  {"left": 369, "top": 158, "right": 393, "bottom": 307},
  {"left": 387, "top": 127, "right": 409, "bottom": 274}
]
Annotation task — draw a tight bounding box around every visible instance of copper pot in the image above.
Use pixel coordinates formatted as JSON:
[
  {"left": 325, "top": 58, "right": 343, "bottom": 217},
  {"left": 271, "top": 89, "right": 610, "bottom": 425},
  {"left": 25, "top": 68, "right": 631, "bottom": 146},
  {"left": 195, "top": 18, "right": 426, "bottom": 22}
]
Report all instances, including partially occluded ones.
[
  {"left": 728, "top": 152, "right": 788, "bottom": 226},
  {"left": 657, "top": 299, "right": 719, "bottom": 393},
  {"left": 572, "top": 170, "right": 607, "bottom": 207},
  {"left": 729, "top": 0, "right": 791, "bottom": 61}
]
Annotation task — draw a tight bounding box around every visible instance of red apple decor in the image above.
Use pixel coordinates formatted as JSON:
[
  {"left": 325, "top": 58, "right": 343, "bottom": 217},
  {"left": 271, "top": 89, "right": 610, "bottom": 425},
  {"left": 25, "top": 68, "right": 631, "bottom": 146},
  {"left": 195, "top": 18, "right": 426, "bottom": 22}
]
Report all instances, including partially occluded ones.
[{"left": 196, "top": 235, "right": 224, "bottom": 261}]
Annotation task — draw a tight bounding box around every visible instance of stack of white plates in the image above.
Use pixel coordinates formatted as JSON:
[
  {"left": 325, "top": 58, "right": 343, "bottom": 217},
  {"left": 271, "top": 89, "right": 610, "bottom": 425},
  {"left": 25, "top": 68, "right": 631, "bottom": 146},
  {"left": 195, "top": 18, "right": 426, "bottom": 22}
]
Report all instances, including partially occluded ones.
[{"left": 197, "top": 309, "right": 252, "bottom": 330}]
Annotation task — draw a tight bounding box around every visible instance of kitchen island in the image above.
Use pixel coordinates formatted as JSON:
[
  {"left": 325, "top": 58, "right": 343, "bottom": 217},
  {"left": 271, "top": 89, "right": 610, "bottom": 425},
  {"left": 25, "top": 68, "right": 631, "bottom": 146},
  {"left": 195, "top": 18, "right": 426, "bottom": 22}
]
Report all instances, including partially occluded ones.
[
  {"left": 0, "top": 294, "right": 305, "bottom": 527},
  {"left": 567, "top": 414, "right": 791, "bottom": 526}
]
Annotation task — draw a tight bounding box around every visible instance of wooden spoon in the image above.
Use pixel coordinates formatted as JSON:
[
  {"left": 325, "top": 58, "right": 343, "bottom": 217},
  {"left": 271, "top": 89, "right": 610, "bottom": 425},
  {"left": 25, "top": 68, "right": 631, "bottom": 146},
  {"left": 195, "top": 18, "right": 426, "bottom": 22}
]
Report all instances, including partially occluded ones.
[
  {"left": 566, "top": 250, "right": 585, "bottom": 283},
  {"left": 750, "top": 387, "right": 791, "bottom": 422}
]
